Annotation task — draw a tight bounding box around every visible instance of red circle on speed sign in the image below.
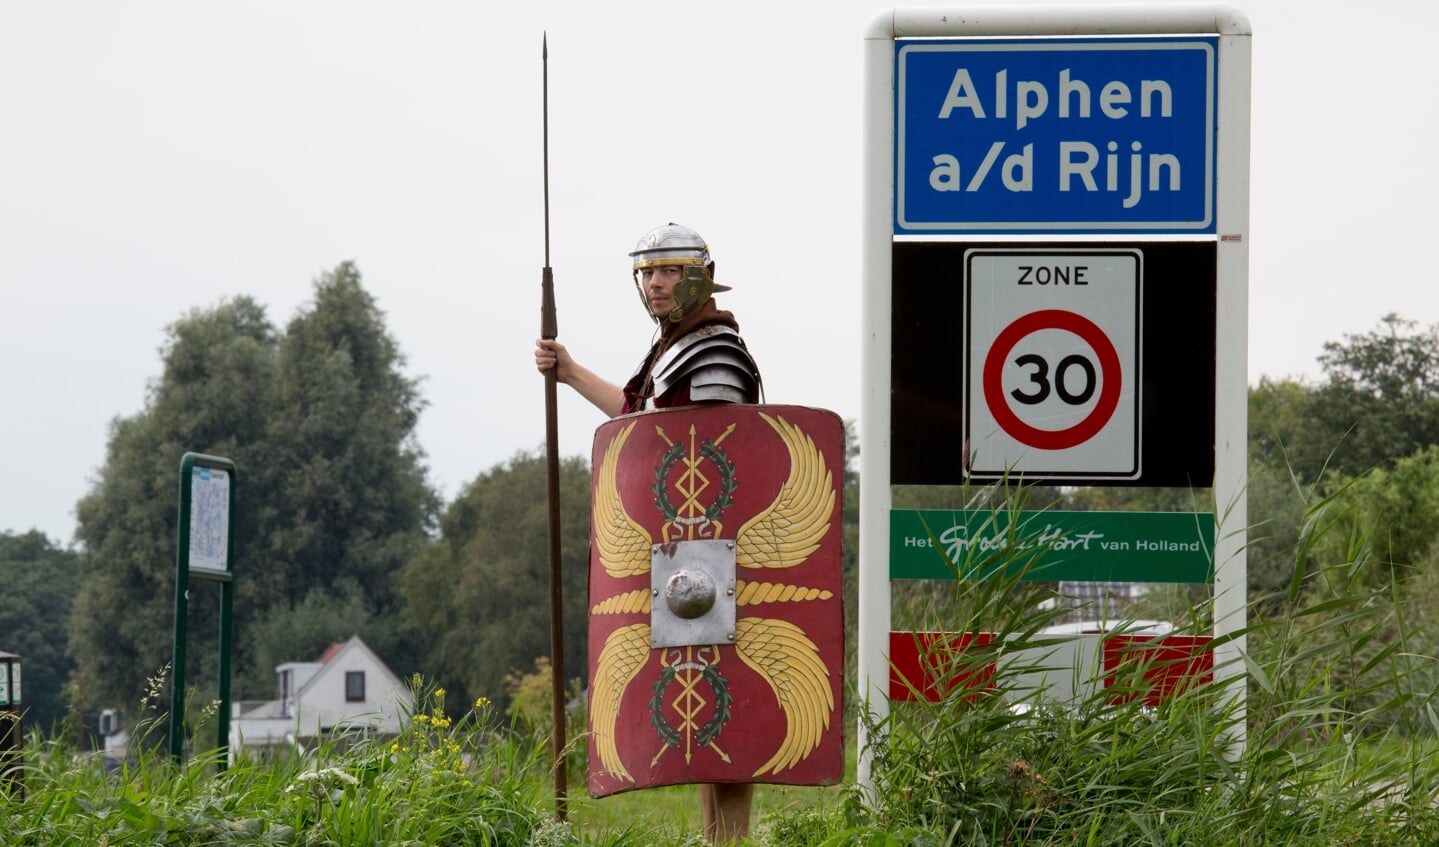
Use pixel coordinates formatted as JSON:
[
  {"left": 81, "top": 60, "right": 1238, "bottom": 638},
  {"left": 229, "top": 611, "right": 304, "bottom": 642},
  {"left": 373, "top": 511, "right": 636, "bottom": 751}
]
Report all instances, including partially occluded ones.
[{"left": 982, "top": 309, "right": 1123, "bottom": 451}]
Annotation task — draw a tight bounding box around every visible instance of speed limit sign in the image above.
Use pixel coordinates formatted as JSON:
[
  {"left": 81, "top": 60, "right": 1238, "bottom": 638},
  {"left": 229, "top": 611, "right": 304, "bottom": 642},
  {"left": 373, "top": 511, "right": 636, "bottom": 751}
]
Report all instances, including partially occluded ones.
[{"left": 964, "top": 249, "right": 1141, "bottom": 479}]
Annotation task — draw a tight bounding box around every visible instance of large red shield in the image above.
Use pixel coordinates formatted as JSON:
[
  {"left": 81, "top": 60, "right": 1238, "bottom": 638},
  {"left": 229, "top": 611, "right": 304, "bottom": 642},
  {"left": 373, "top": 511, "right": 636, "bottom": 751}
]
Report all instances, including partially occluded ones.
[{"left": 587, "top": 404, "right": 845, "bottom": 797}]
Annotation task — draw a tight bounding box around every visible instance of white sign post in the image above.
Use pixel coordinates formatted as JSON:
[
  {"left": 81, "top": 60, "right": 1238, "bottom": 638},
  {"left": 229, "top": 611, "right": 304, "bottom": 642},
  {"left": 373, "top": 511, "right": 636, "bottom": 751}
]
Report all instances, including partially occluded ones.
[{"left": 860, "top": 4, "right": 1251, "bottom": 792}]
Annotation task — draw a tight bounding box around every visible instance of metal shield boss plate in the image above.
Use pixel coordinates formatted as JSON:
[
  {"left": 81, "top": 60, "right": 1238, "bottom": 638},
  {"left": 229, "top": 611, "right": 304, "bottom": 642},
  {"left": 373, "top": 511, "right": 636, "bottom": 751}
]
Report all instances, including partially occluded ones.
[{"left": 587, "top": 404, "right": 845, "bottom": 797}]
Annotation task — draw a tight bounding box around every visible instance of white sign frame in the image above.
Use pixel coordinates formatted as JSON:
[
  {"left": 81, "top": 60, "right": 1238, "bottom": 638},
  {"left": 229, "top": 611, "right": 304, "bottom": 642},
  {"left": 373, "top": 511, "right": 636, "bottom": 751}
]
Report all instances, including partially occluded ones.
[{"left": 860, "top": 4, "right": 1251, "bottom": 792}]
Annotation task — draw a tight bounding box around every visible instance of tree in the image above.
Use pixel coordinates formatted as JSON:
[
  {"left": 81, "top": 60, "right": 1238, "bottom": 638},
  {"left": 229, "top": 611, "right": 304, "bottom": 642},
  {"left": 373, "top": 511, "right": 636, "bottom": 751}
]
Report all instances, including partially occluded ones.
[
  {"left": 1303, "top": 314, "right": 1439, "bottom": 481},
  {"left": 70, "top": 297, "right": 278, "bottom": 712},
  {"left": 399, "top": 450, "right": 591, "bottom": 715},
  {"left": 1306, "top": 447, "right": 1439, "bottom": 590},
  {"left": 256, "top": 262, "right": 437, "bottom": 625},
  {"left": 70, "top": 264, "right": 438, "bottom": 720},
  {"left": 0, "top": 531, "right": 80, "bottom": 734},
  {"left": 1242, "top": 317, "right": 1439, "bottom": 605},
  {"left": 1248, "top": 376, "right": 1314, "bottom": 469}
]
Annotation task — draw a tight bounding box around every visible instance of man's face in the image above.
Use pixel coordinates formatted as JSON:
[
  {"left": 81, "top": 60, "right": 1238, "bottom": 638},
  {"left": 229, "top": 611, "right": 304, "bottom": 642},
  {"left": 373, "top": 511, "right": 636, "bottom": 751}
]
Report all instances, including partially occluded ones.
[{"left": 641, "top": 265, "right": 684, "bottom": 318}]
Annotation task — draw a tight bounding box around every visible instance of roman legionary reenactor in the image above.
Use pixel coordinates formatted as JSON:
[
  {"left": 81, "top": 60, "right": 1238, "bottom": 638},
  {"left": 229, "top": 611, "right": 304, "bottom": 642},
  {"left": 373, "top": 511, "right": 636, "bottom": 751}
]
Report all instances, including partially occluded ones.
[{"left": 535, "top": 224, "right": 844, "bottom": 845}]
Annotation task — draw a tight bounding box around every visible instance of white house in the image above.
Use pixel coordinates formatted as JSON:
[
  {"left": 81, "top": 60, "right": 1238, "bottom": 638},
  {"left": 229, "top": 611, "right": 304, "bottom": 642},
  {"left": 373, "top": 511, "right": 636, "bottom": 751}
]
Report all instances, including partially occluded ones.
[
  {"left": 98, "top": 707, "right": 129, "bottom": 760},
  {"left": 229, "top": 634, "right": 413, "bottom": 760}
]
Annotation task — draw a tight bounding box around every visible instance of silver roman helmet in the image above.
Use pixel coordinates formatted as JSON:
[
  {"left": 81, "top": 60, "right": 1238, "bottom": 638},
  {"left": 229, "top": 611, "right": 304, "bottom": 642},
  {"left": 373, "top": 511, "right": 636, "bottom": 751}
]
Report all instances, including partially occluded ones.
[{"left": 629, "top": 222, "right": 731, "bottom": 323}]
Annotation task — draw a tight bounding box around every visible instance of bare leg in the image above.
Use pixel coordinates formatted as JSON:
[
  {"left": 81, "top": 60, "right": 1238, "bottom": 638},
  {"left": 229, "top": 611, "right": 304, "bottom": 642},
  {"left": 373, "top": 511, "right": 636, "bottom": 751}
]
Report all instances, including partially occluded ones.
[{"left": 700, "top": 783, "right": 755, "bottom": 845}]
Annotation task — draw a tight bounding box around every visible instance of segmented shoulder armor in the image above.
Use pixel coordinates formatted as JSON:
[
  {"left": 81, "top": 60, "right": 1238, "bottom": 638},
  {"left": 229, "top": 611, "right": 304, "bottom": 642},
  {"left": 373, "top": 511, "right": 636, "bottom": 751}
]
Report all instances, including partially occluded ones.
[{"left": 650, "top": 325, "right": 761, "bottom": 405}]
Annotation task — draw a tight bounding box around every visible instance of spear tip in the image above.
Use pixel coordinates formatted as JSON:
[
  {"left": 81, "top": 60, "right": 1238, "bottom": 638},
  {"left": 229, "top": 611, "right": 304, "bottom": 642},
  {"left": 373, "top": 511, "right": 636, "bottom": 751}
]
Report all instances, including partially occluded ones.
[{"left": 543, "top": 31, "right": 548, "bottom": 60}]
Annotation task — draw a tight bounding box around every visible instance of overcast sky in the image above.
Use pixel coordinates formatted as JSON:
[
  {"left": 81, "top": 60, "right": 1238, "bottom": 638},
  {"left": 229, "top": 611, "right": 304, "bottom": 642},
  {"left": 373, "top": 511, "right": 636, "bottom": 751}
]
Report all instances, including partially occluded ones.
[{"left": 3, "top": 1, "right": 1436, "bottom": 545}]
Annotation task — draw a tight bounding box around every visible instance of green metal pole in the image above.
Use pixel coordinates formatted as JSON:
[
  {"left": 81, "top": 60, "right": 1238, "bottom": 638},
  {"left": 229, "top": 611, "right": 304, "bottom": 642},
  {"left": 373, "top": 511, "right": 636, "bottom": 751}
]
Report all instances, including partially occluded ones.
[
  {"left": 170, "top": 453, "right": 237, "bottom": 766},
  {"left": 170, "top": 454, "right": 196, "bottom": 763}
]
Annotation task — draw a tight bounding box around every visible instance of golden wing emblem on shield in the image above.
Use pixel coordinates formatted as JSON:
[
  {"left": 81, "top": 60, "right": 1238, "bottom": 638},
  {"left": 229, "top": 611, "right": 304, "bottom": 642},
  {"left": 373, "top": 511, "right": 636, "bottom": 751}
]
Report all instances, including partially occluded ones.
[
  {"left": 594, "top": 420, "right": 653, "bottom": 578},
  {"left": 590, "top": 622, "right": 651, "bottom": 783},
  {"left": 735, "top": 413, "right": 836, "bottom": 570},
  {"left": 733, "top": 616, "right": 834, "bottom": 776},
  {"left": 730, "top": 413, "right": 838, "bottom": 776}
]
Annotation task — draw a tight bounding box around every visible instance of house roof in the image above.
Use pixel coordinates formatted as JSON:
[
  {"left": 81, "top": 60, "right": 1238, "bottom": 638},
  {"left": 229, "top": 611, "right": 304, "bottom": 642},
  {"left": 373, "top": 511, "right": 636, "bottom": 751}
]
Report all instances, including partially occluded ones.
[
  {"left": 233, "top": 634, "right": 413, "bottom": 722},
  {"left": 294, "top": 634, "right": 410, "bottom": 701}
]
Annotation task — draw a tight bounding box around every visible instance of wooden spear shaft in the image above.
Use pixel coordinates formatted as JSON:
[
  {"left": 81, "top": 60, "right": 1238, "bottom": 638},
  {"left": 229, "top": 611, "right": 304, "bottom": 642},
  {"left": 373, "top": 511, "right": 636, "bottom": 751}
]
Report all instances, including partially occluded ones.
[{"left": 540, "top": 32, "right": 568, "bottom": 821}]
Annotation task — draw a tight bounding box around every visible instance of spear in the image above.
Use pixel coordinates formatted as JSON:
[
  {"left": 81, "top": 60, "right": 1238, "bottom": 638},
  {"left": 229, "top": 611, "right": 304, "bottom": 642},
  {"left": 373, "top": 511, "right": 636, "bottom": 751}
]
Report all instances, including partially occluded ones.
[{"left": 540, "top": 32, "right": 568, "bottom": 821}]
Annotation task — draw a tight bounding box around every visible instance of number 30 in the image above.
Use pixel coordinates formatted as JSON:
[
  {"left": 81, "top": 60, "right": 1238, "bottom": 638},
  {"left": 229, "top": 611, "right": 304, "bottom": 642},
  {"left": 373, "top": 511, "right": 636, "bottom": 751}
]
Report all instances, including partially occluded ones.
[{"left": 1010, "top": 353, "right": 1097, "bottom": 406}]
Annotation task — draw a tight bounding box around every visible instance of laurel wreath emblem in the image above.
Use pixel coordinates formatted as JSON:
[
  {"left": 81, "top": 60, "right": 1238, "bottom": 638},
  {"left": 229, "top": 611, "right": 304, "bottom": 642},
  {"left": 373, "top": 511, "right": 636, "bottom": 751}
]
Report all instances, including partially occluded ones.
[
  {"left": 651, "top": 439, "right": 738, "bottom": 524},
  {"left": 649, "top": 663, "right": 734, "bottom": 749}
]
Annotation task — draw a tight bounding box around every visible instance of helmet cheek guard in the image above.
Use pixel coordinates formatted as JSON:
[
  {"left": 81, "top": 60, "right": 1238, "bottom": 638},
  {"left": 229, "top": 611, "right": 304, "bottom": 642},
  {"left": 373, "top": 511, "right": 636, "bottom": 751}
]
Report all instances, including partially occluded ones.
[
  {"left": 667, "top": 265, "right": 716, "bottom": 323},
  {"left": 629, "top": 223, "right": 731, "bottom": 323}
]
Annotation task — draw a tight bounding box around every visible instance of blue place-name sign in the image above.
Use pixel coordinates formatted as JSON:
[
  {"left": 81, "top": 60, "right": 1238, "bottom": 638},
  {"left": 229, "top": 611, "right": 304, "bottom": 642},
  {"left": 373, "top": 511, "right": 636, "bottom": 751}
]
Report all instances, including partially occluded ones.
[{"left": 896, "top": 37, "right": 1217, "bottom": 234}]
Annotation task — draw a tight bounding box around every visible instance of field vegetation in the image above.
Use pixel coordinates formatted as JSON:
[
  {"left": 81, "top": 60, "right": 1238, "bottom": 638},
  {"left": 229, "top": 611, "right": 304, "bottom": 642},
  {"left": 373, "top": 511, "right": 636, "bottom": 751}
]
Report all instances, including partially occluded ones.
[
  {"left": 7, "top": 494, "right": 1439, "bottom": 846},
  {"left": 6, "top": 277, "right": 1439, "bottom": 843}
]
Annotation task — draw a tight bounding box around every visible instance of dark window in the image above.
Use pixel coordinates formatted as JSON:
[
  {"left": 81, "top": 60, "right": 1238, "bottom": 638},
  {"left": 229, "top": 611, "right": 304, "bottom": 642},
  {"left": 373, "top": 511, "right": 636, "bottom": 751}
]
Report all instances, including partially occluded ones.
[
  {"left": 279, "top": 670, "right": 293, "bottom": 716},
  {"left": 345, "top": 671, "right": 365, "bottom": 702}
]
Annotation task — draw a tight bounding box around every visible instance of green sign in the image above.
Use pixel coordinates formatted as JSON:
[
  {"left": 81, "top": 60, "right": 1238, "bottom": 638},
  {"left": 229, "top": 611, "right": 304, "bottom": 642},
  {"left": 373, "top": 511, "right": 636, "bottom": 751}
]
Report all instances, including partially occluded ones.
[
  {"left": 172, "top": 452, "right": 238, "bottom": 767},
  {"left": 890, "top": 509, "right": 1214, "bottom": 583}
]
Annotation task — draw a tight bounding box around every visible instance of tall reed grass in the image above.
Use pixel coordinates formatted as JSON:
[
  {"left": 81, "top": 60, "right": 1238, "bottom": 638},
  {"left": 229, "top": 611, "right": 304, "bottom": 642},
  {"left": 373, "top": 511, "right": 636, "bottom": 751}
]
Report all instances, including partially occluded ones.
[{"left": 786, "top": 488, "right": 1439, "bottom": 846}]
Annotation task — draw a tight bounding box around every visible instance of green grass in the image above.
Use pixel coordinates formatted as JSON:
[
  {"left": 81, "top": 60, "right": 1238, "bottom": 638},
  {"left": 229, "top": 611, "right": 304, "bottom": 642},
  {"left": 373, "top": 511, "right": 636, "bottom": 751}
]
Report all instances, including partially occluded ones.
[
  {"left": 569, "top": 781, "right": 843, "bottom": 843},
  {"left": 9, "top": 499, "right": 1439, "bottom": 844},
  {"left": 5, "top": 648, "right": 1439, "bottom": 846},
  {"left": 0, "top": 686, "right": 843, "bottom": 846}
]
